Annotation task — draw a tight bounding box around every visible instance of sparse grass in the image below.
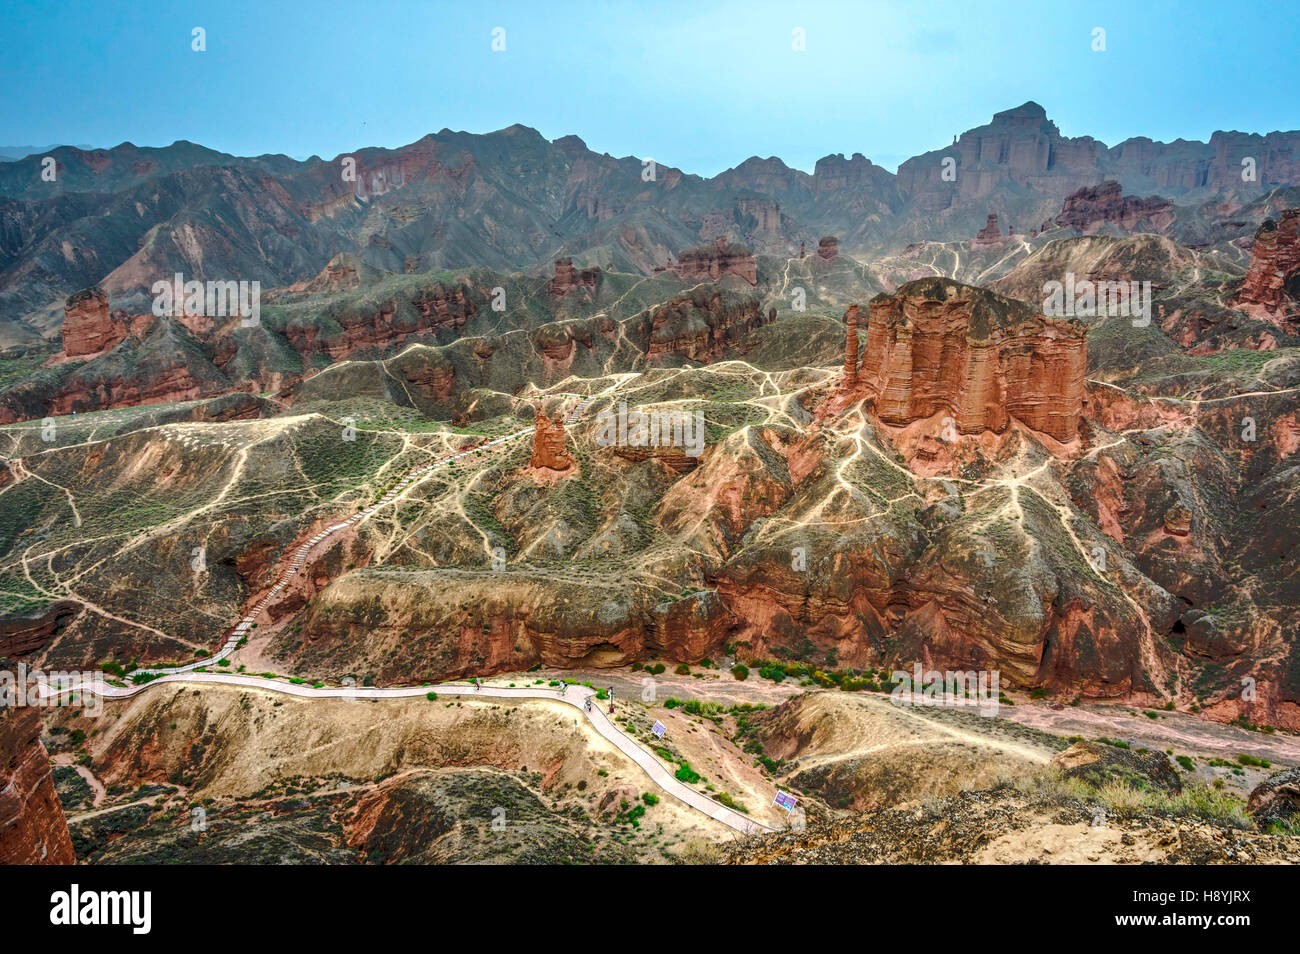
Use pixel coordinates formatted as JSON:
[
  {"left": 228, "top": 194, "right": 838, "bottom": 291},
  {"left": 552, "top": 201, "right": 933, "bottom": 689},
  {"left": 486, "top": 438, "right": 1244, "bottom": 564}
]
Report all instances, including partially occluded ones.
[{"left": 1020, "top": 770, "right": 1250, "bottom": 827}]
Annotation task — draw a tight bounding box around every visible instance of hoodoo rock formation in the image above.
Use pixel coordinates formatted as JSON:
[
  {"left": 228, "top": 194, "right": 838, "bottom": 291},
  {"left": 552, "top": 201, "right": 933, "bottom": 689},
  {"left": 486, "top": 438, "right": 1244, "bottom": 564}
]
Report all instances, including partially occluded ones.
[
  {"left": 0, "top": 696, "right": 76, "bottom": 864},
  {"left": 1236, "top": 209, "right": 1300, "bottom": 317},
  {"left": 817, "top": 236, "right": 839, "bottom": 260},
  {"left": 1054, "top": 180, "right": 1174, "bottom": 235},
  {"left": 672, "top": 237, "right": 758, "bottom": 285},
  {"left": 530, "top": 408, "right": 575, "bottom": 471},
  {"left": 548, "top": 258, "right": 601, "bottom": 298},
  {"left": 972, "top": 214, "right": 1005, "bottom": 247},
  {"left": 841, "top": 303, "right": 860, "bottom": 390},
  {"left": 859, "top": 277, "right": 1087, "bottom": 442}
]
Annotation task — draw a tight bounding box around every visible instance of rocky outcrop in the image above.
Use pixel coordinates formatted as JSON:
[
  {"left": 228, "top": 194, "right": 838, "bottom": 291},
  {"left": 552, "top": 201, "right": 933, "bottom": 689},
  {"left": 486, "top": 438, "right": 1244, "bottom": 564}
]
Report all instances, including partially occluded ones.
[
  {"left": 611, "top": 446, "right": 700, "bottom": 473},
  {"left": 299, "top": 252, "right": 386, "bottom": 296},
  {"left": 841, "top": 304, "right": 860, "bottom": 390},
  {"left": 642, "top": 288, "right": 769, "bottom": 364},
  {"left": 1236, "top": 210, "right": 1300, "bottom": 315},
  {"left": 898, "top": 103, "right": 1107, "bottom": 212},
  {"left": 0, "top": 601, "right": 80, "bottom": 658},
  {"left": 1054, "top": 181, "right": 1174, "bottom": 235},
  {"left": 972, "top": 214, "right": 1004, "bottom": 247},
  {"left": 530, "top": 409, "right": 574, "bottom": 471},
  {"left": 281, "top": 285, "right": 476, "bottom": 360},
  {"left": 60, "top": 287, "right": 152, "bottom": 359},
  {"left": 0, "top": 691, "right": 77, "bottom": 864},
  {"left": 1050, "top": 740, "right": 1182, "bottom": 794},
  {"left": 859, "top": 278, "right": 1087, "bottom": 442},
  {"left": 549, "top": 258, "right": 601, "bottom": 298},
  {"left": 817, "top": 236, "right": 839, "bottom": 260},
  {"left": 672, "top": 237, "right": 758, "bottom": 285},
  {"left": 1247, "top": 767, "right": 1300, "bottom": 828},
  {"left": 733, "top": 198, "right": 781, "bottom": 235}
]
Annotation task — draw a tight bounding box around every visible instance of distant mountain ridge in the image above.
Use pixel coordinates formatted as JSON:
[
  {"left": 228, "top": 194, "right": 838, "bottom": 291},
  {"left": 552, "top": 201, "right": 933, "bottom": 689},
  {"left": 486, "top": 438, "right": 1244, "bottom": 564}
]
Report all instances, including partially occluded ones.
[{"left": 1, "top": 102, "right": 1298, "bottom": 333}]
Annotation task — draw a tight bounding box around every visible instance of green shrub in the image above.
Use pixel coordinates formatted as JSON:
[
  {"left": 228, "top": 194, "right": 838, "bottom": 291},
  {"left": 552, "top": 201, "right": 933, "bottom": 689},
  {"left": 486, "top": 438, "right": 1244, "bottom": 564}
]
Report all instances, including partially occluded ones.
[{"left": 675, "top": 762, "right": 700, "bottom": 784}]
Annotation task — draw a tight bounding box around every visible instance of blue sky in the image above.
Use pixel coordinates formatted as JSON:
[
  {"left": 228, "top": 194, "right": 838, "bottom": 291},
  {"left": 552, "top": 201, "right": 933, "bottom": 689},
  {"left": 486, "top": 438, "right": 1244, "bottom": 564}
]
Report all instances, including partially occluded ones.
[{"left": 1, "top": 0, "right": 1296, "bottom": 174}]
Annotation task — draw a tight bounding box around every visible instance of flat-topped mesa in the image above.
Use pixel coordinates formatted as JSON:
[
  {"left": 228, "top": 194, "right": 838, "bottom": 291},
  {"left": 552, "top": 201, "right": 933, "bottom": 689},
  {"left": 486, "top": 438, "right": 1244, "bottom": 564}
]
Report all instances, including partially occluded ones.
[
  {"left": 1054, "top": 180, "right": 1174, "bottom": 234},
  {"left": 672, "top": 236, "right": 758, "bottom": 285},
  {"left": 861, "top": 277, "right": 1088, "bottom": 442},
  {"left": 817, "top": 236, "right": 839, "bottom": 260},
  {"left": 1236, "top": 210, "right": 1300, "bottom": 315},
  {"left": 548, "top": 258, "right": 601, "bottom": 298},
  {"left": 841, "top": 304, "right": 860, "bottom": 389},
  {"left": 530, "top": 408, "right": 575, "bottom": 471},
  {"left": 971, "top": 213, "right": 1004, "bottom": 248}
]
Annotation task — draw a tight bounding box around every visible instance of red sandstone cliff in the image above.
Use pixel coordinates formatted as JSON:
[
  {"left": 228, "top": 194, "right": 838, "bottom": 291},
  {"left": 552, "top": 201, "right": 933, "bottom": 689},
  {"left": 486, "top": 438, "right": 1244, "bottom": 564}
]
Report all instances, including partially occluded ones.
[
  {"left": 59, "top": 287, "right": 153, "bottom": 359},
  {"left": 857, "top": 278, "right": 1087, "bottom": 442},
  {"left": 1236, "top": 209, "right": 1300, "bottom": 317},
  {"left": 548, "top": 258, "right": 601, "bottom": 298},
  {"left": 643, "top": 288, "right": 770, "bottom": 364},
  {"left": 0, "top": 700, "right": 76, "bottom": 864},
  {"left": 972, "top": 214, "right": 1005, "bottom": 248},
  {"left": 1054, "top": 181, "right": 1174, "bottom": 235},
  {"left": 672, "top": 237, "right": 758, "bottom": 285},
  {"left": 530, "top": 409, "right": 574, "bottom": 471}
]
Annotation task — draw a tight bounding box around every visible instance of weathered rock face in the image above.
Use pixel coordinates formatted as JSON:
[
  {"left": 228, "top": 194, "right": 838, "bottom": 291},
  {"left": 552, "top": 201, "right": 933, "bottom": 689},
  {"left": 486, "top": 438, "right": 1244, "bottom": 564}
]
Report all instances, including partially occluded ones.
[
  {"left": 530, "top": 410, "right": 574, "bottom": 471},
  {"left": 610, "top": 446, "right": 700, "bottom": 473},
  {"left": 642, "top": 288, "right": 769, "bottom": 364},
  {"left": 733, "top": 198, "right": 782, "bottom": 235},
  {"left": 1236, "top": 209, "right": 1300, "bottom": 315},
  {"left": 672, "top": 237, "right": 758, "bottom": 285},
  {"left": 548, "top": 258, "right": 600, "bottom": 298},
  {"left": 859, "top": 278, "right": 1087, "bottom": 441},
  {"left": 1054, "top": 180, "right": 1174, "bottom": 235},
  {"left": 841, "top": 303, "right": 860, "bottom": 389},
  {"left": 1247, "top": 767, "right": 1300, "bottom": 828},
  {"left": 898, "top": 103, "right": 1106, "bottom": 212},
  {"left": 61, "top": 286, "right": 141, "bottom": 358},
  {"left": 0, "top": 698, "right": 77, "bottom": 864},
  {"left": 0, "top": 602, "right": 80, "bottom": 658},
  {"left": 972, "top": 214, "right": 1004, "bottom": 247},
  {"left": 817, "top": 236, "right": 839, "bottom": 260},
  {"left": 281, "top": 285, "right": 476, "bottom": 361}
]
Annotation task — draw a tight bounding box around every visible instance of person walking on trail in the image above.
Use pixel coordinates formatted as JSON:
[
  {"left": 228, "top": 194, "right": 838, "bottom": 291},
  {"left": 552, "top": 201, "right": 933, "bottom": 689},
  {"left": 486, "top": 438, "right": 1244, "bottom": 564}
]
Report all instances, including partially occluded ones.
[
  {"left": 584, "top": 696, "right": 592, "bottom": 713},
  {"left": 559, "top": 681, "right": 566, "bottom": 696},
  {"left": 474, "top": 677, "right": 481, "bottom": 692}
]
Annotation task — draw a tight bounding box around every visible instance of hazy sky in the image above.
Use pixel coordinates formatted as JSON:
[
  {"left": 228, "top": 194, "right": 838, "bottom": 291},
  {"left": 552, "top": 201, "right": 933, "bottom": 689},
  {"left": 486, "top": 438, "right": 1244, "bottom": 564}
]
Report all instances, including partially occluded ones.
[{"left": 2, "top": 0, "right": 1296, "bottom": 174}]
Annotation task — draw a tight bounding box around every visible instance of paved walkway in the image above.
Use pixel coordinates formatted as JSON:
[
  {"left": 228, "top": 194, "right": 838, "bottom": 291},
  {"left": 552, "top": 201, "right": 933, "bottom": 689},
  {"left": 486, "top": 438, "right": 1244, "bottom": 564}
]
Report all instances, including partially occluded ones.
[{"left": 41, "top": 674, "right": 775, "bottom": 835}]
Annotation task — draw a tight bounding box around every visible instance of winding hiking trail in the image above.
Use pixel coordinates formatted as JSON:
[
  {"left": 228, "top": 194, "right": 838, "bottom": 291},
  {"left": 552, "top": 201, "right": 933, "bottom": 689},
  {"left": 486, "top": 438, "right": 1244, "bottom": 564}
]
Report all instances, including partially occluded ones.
[
  {"left": 133, "top": 391, "right": 600, "bottom": 679},
  {"left": 46, "top": 386, "right": 776, "bottom": 836}
]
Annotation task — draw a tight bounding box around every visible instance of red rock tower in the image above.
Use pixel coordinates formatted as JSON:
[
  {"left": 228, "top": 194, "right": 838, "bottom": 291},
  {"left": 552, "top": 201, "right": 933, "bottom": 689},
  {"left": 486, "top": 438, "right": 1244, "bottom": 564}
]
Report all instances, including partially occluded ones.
[
  {"left": 531, "top": 408, "right": 575, "bottom": 471},
  {"left": 842, "top": 304, "right": 861, "bottom": 390},
  {"left": 1238, "top": 209, "right": 1300, "bottom": 313},
  {"left": 61, "top": 286, "right": 126, "bottom": 358}
]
